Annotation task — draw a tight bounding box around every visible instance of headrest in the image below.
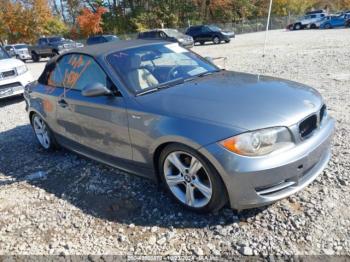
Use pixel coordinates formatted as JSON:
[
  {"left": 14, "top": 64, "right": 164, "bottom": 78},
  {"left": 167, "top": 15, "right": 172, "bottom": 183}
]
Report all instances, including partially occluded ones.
[{"left": 127, "top": 54, "right": 141, "bottom": 70}]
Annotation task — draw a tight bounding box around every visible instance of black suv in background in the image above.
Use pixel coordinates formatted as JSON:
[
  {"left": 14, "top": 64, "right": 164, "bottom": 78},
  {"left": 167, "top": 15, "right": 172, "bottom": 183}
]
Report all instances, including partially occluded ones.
[
  {"left": 138, "top": 29, "right": 194, "bottom": 48},
  {"left": 185, "top": 25, "right": 235, "bottom": 45},
  {"left": 86, "top": 35, "right": 119, "bottom": 45},
  {"left": 29, "top": 37, "right": 83, "bottom": 62}
]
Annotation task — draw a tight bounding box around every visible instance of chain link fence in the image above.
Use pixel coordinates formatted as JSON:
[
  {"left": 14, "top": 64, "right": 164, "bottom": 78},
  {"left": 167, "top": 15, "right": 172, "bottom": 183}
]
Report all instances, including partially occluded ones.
[
  {"left": 116, "top": 15, "right": 300, "bottom": 40},
  {"left": 180, "top": 15, "right": 300, "bottom": 34}
]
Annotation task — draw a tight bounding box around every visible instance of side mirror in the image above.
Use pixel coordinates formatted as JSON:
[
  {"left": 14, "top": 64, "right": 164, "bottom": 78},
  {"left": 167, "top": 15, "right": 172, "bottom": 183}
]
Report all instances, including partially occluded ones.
[{"left": 82, "top": 82, "right": 112, "bottom": 97}]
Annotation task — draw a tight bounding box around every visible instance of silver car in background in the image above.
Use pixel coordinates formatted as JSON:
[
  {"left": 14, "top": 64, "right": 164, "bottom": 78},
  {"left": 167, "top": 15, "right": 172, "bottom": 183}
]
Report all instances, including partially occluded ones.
[
  {"left": 4, "top": 44, "right": 31, "bottom": 62},
  {"left": 24, "top": 40, "right": 334, "bottom": 213},
  {"left": 0, "top": 46, "right": 34, "bottom": 99}
]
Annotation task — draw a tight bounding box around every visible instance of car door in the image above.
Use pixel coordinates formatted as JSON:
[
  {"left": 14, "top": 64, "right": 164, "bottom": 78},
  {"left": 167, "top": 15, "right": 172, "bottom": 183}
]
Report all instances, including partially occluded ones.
[
  {"left": 47, "top": 53, "right": 132, "bottom": 161},
  {"left": 334, "top": 15, "right": 345, "bottom": 26},
  {"left": 38, "top": 38, "right": 50, "bottom": 55},
  {"left": 200, "top": 26, "right": 213, "bottom": 41}
]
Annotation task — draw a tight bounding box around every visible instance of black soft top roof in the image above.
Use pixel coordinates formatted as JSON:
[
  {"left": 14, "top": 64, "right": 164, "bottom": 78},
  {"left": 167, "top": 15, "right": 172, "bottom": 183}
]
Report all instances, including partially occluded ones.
[{"left": 66, "top": 39, "right": 168, "bottom": 58}]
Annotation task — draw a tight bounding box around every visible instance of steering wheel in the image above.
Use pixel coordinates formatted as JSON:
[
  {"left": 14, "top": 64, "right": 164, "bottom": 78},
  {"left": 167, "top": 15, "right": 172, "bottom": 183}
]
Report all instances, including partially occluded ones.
[{"left": 167, "top": 65, "right": 182, "bottom": 81}]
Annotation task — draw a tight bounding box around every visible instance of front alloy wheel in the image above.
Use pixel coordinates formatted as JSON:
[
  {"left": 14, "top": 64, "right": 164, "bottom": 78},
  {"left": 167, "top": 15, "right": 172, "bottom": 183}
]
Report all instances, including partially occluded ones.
[
  {"left": 160, "top": 144, "right": 227, "bottom": 212},
  {"left": 213, "top": 36, "right": 220, "bottom": 44}
]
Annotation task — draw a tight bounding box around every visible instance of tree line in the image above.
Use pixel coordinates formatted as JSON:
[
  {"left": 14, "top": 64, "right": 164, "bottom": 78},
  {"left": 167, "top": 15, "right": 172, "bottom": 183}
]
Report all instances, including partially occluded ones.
[{"left": 1, "top": 0, "right": 350, "bottom": 44}]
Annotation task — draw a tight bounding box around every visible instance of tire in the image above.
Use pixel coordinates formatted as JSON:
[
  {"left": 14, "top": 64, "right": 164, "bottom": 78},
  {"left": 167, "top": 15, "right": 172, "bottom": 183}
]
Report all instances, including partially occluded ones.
[
  {"left": 159, "top": 144, "right": 227, "bottom": 213},
  {"left": 293, "top": 23, "right": 302, "bottom": 30},
  {"left": 199, "top": 41, "right": 205, "bottom": 45},
  {"left": 31, "top": 52, "right": 40, "bottom": 62},
  {"left": 213, "top": 36, "right": 221, "bottom": 44},
  {"left": 324, "top": 23, "right": 331, "bottom": 29},
  {"left": 310, "top": 24, "right": 317, "bottom": 29},
  {"left": 31, "top": 113, "right": 58, "bottom": 150}
]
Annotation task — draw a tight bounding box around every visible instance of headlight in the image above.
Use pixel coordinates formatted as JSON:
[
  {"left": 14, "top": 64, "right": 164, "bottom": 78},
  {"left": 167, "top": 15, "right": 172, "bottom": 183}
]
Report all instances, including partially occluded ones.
[
  {"left": 16, "top": 65, "right": 28, "bottom": 75},
  {"left": 219, "top": 127, "right": 294, "bottom": 156}
]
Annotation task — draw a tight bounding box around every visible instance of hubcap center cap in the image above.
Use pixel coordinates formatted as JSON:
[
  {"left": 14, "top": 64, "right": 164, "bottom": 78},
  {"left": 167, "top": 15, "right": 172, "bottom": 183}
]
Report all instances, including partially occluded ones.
[{"left": 184, "top": 174, "right": 191, "bottom": 183}]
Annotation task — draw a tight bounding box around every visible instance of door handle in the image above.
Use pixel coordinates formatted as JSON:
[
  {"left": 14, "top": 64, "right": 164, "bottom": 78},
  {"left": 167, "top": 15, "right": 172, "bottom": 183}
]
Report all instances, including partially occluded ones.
[{"left": 57, "top": 99, "right": 68, "bottom": 108}]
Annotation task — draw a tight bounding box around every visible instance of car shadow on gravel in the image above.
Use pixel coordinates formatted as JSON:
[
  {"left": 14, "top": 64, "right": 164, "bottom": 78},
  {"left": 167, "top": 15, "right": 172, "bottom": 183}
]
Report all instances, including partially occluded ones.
[
  {"left": 0, "top": 124, "right": 268, "bottom": 229},
  {"left": 0, "top": 95, "right": 24, "bottom": 108}
]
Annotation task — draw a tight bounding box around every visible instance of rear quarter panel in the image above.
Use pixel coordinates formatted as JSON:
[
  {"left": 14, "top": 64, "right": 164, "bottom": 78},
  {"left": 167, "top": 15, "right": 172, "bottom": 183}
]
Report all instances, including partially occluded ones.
[{"left": 27, "top": 83, "right": 60, "bottom": 132}]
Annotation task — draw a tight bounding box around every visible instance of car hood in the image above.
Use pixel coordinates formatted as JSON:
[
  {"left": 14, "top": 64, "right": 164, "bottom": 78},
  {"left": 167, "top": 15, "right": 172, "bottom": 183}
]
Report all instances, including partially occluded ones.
[
  {"left": 135, "top": 71, "right": 324, "bottom": 131},
  {"left": 0, "top": 58, "right": 24, "bottom": 71},
  {"left": 222, "top": 31, "right": 235, "bottom": 36}
]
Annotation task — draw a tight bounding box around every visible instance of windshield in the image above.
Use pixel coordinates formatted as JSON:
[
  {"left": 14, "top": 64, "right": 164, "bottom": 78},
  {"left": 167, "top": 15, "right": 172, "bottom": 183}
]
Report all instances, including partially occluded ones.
[
  {"left": 105, "top": 35, "right": 119, "bottom": 42},
  {"left": 107, "top": 43, "right": 218, "bottom": 94},
  {"left": 14, "top": 44, "right": 27, "bottom": 49},
  {"left": 163, "top": 29, "right": 183, "bottom": 38},
  {"left": 48, "top": 37, "right": 64, "bottom": 43},
  {"left": 208, "top": 25, "right": 222, "bottom": 32},
  {"left": 0, "top": 47, "right": 10, "bottom": 60}
]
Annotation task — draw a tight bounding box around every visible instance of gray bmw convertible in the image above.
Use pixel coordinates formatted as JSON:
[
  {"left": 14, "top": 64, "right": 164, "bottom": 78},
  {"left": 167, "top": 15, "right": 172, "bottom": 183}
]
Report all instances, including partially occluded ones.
[{"left": 24, "top": 40, "right": 334, "bottom": 213}]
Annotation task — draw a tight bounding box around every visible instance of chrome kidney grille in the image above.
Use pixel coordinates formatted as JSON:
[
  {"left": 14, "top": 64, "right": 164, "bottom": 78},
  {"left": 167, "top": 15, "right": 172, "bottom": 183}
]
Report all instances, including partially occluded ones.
[{"left": 299, "top": 104, "right": 327, "bottom": 139}]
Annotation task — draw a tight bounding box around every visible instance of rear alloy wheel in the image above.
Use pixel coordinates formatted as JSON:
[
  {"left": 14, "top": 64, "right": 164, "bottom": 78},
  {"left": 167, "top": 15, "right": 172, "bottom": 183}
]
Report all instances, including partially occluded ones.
[
  {"left": 213, "top": 36, "right": 221, "bottom": 44},
  {"left": 160, "top": 144, "right": 227, "bottom": 213},
  {"left": 294, "top": 23, "right": 302, "bottom": 30},
  {"left": 31, "top": 114, "right": 56, "bottom": 150},
  {"left": 324, "top": 23, "right": 331, "bottom": 29}
]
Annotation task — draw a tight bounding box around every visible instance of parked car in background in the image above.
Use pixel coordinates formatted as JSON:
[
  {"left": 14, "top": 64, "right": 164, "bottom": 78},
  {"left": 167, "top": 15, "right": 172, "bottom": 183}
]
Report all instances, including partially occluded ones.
[
  {"left": 345, "top": 14, "right": 350, "bottom": 27},
  {"left": 320, "top": 14, "right": 347, "bottom": 29},
  {"left": 29, "top": 37, "right": 83, "bottom": 62},
  {"left": 0, "top": 46, "right": 34, "bottom": 99},
  {"left": 138, "top": 29, "right": 194, "bottom": 48},
  {"left": 186, "top": 25, "right": 235, "bottom": 45},
  {"left": 4, "top": 44, "right": 31, "bottom": 62},
  {"left": 86, "top": 35, "right": 119, "bottom": 45},
  {"left": 292, "top": 11, "right": 327, "bottom": 30},
  {"left": 24, "top": 40, "right": 334, "bottom": 213}
]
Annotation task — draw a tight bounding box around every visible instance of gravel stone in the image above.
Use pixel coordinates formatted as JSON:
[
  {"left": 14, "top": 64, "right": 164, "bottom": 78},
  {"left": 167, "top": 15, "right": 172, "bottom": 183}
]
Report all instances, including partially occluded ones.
[{"left": 239, "top": 246, "right": 254, "bottom": 256}]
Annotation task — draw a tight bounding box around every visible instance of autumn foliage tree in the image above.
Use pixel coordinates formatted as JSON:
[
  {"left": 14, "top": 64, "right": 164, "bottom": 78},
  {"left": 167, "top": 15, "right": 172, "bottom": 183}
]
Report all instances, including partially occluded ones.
[
  {"left": 0, "top": 0, "right": 67, "bottom": 44},
  {"left": 77, "top": 7, "right": 107, "bottom": 37}
]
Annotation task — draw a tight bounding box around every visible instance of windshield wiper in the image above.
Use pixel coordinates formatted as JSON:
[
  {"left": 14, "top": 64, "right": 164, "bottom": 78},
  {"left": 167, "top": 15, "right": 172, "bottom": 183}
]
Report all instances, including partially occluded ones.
[
  {"left": 136, "top": 78, "right": 185, "bottom": 96},
  {"left": 183, "top": 69, "right": 222, "bottom": 83}
]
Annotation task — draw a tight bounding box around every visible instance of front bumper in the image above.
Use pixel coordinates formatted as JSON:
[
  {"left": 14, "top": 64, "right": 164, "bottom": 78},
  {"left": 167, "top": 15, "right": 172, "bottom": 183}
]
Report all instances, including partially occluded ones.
[
  {"left": 180, "top": 41, "right": 194, "bottom": 49},
  {"left": 0, "top": 71, "right": 34, "bottom": 99},
  {"left": 199, "top": 116, "right": 335, "bottom": 210}
]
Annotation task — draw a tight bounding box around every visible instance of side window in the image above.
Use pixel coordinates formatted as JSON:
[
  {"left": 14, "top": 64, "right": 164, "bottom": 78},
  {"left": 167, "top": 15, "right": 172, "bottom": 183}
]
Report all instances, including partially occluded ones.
[
  {"left": 87, "top": 37, "right": 95, "bottom": 45},
  {"left": 48, "top": 54, "right": 108, "bottom": 91},
  {"left": 39, "top": 38, "right": 47, "bottom": 45},
  {"left": 201, "top": 26, "right": 211, "bottom": 33}
]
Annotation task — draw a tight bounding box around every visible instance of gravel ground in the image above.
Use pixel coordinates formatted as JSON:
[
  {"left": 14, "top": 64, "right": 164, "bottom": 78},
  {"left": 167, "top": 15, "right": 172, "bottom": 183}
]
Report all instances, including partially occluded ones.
[{"left": 0, "top": 29, "right": 349, "bottom": 257}]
